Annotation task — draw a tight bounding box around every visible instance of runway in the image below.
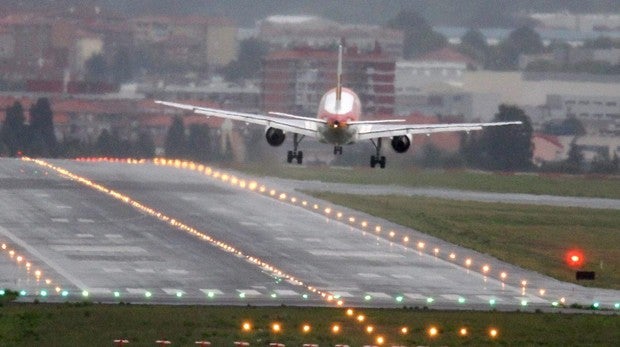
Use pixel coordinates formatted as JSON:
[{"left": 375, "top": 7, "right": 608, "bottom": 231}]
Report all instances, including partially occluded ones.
[{"left": 0, "top": 158, "right": 618, "bottom": 310}]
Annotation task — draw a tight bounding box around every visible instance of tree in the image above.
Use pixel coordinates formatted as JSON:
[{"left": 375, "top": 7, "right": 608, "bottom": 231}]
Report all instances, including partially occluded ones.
[
  {"left": 481, "top": 104, "right": 533, "bottom": 171},
  {"left": 387, "top": 9, "right": 447, "bottom": 58},
  {"left": 95, "top": 129, "right": 117, "bottom": 157},
  {"left": 28, "top": 98, "right": 57, "bottom": 157},
  {"left": 165, "top": 116, "right": 187, "bottom": 158},
  {"left": 187, "top": 123, "right": 211, "bottom": 162},
  {"left": 1, "top": 101, "right": 26, "bottom": 157},
  {"left": 489, "top": 26, "right": 544, "bottom": 70},
  {"left": 85, "top": 53, "right": 108, "bottom": 82},
  {"left": 222, "top": 38, "right": 268, "bottom": 82},
  {"left": 135, "top": 131, "right": 156, "bottom": 159}
]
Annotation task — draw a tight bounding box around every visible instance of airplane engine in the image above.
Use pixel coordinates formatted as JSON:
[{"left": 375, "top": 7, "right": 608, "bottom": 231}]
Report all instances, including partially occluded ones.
[
  {"left": 391, "top": 135, "right": 411, "bottom": 153},
  {"left": 265, "top": 127, "right": 286, "bottom": 146}
]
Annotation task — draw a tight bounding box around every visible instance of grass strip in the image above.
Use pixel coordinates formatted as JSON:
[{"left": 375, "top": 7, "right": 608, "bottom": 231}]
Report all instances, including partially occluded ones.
[
  {"left": 0, "top": 303, "right": 617, "bottom": 346},
  {"left": 231, "top": 163, "right": 620, "bottom": 199}
]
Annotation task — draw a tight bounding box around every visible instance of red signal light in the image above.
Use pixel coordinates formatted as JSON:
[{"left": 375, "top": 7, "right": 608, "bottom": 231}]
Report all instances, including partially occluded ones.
[{"left": 565, "top": 250, "right": 584, "bottom": 268}]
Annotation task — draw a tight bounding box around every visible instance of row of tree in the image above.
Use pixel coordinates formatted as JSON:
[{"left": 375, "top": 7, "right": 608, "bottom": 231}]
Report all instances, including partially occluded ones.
[
  {"left": 1, "top": 98, "right": 57, "bottom": 157},
  {"left": 2, "top": 101, "right": 617, "bottom": 174}
]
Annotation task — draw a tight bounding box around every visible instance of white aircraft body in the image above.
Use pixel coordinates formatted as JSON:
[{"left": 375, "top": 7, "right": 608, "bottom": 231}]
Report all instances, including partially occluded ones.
[{"left": 156, "top": 46, "right": 521, "bottom": 168}]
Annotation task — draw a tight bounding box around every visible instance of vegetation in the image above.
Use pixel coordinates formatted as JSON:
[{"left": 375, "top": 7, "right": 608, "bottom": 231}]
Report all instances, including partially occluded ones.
[
  {"left": 0, "top": 303, "right": 617, "bottom": 346},
  {"left": 304, "top": 192, "right": 620, "bottom": 289},
  {"left": 233, "top": 163, "right": 620, "bottom": 199}
]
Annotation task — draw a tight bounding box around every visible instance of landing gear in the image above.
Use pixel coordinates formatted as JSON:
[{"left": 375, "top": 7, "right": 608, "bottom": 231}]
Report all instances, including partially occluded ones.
[
  {"left": 286, "top": 133, "right": 305, "bottom": 165},
  {"left": 333, "top": 146, "right": 343, "bottom": 155},
  {"left": 370, "top": 138, "right": 386, "bottom": 168}
]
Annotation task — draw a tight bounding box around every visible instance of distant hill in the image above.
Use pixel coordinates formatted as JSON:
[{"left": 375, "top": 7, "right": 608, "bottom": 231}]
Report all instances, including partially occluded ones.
[{"left": 4, "top": 0, "right": 620, "bottom": 28}]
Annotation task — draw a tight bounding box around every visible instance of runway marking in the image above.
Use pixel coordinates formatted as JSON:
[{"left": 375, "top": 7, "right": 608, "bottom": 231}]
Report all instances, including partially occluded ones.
[
  {"left": 366, "top": 292, "right": 393, "bottom": 299},
  {"left": 477, "top": 295, "right": 501, "bottom": 302},
  {"left": 35, "top": 193, "right": 50, "bottom": 198},
  {"left": 102, "top": 267, "right": 123, "bottom": 273},
  {"left": 162, "top": 288, "right": 185, "bottom": 295},
  {"left": 238, "top": 289, "right": 262, "bottom": 296},
  {"left": 239, "top": 221, "right": 258, "bottom": 226},
  {"left": 55, "top": 205, "right": 72, "bottom": 209},
  {"left": 330, "top": 291, "right": 354, "bottom": 298},
  {"left": 0, "top": 225, "right": 89, "bottom": 289},
  {"left": 441, "top": 294, "right": 463, "bottom": 301},
  {"left": 308, "top": 250, "right": 404, "bottom": 258},
  {"left": 135, "top": 268, "right": 155, "bottom": 273},
  {"left": 76, "top": 234, "right": 94, "bottom": 238},
  {"left": 517, "top": 295, "right": 548, "bottom": 304},
  {"left": 77, "top": 218, "right": 94, "bottom": 223},
  {"left": 88, "top": 287, "right": 112, "bottom": 294},
  {"left": 105, "top": 234, "right": 123, "bottom": 239},
  {"left": 266, "top": 223, "right": 284, "bottom": 227},
  {"left": 404, "top": 293, "right": 426, "bottom": 300},
  {"left": 391, "top": 274, "right": 413, "bottom": 279},
  {"left": 51, "top": 218, "right": 69, "bottom": 223},
  {"left": 126, "top": 288, "right": 149, "bottom": 294},
  {"left": 167, "top": 269, "right": 188, "bottom": 275},
  {"left": 275, "top": 237, "right": 294, "bottom": 242},
  {"left": 302, "top": 238, "right": 322, "bottom": 243},
  {"left": 274, "top": 289, "right": 299, "bottom": 296},
  {"left": 51, "top": 245, "right": 146, "bottom": 253},
  {"left": 200, "top": 289, "right": 223, "bottom": 295},
  {"left": 358, "top": 273, "right": 381, "bottom": 278}
]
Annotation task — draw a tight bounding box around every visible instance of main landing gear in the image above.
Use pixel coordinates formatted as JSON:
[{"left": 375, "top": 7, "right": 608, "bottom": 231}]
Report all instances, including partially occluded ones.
[
  {"left": 370, "top": 138, "right": 386, "bottom": 168},
  {"left": 333, "top": 146, "right": 343, "bottom": 155},
  {"left": 287, "top": 133, "right": 305, "bottom": 164}
]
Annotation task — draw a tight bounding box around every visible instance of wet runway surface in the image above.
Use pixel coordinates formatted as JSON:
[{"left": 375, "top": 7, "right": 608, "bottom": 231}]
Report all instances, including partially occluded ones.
[{"left": 0, "top": 158, "right": 617, "bottom": 310}]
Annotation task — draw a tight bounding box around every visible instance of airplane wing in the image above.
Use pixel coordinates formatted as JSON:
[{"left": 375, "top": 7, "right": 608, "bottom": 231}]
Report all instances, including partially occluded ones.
[
  {"left": 355, "top": 121, "right": 523, "bottom": 141},
  {"left": 155, "top": 100, "right": 322, "bottom": 138}
]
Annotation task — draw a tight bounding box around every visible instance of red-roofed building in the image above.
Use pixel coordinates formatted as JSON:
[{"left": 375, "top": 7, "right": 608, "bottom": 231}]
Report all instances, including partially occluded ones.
[
  {"left": 416, "top": 47, "right": 480, "bottom": 69},
  {"left": 262, "top": 46, "right": 395, "bottom": 117},
  {"left": 532, "top": 133, "right": 565, "bottom": 166}
]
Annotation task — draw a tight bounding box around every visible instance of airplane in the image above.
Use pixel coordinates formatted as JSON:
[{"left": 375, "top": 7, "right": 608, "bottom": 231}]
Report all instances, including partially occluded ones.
[{"left": 156, "top": 45, "right": 522, "bottom": 168}]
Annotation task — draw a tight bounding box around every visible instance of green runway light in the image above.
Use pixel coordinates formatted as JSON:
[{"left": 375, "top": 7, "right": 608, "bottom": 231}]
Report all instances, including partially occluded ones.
[
  {"left": 239, "top": 292, "right": 246, "bottom": 298},
  {"left": 334, "top": 294, "right": 341, "bottom": 299},
  {"left": 271, "top": 293, "right": 277, "bottom": 298},
  {"left": 207, "top": 291, "right": 215, "bottom": 298},
  {"left": 144, "top": 291, "right": 152, "bottom": 298},
  {"left": 552, "top": 301, "right": 559, "bottom": 307},
  {"left": 82, "top": 290, "right": 89, "bottom": 297},
  {"left": 61, "top": 290, "right": 69, "bottom": 297},
  {"left": 176, "top": 291, "right": 183, "bottom": 298},
  {"left": 364, "top": 295, "right": 372, "bottom": 301},
  {"left": 40, "top": 290, "right": 47, "bottom": 297},
  {"left": 395, "top": 296, "right": 404, "bottom": 303},
  {"left": 302, "top": 294, "right": 308, "bottom": 299},
  {"left": 458, "top": 297, "right": 466, "bottom": 304},
  {"left": 615, "top": 303, "right": 620, "bottom": 309},
  {"left": 521, "top": 300, "right": 528, "bottom": 306},
  {"left": 19, "top": 290, "right": 27, "bottom": 296},
  {"left": 114, "top": 291, "right": 120, "bottom": 298},
  {"left": 427, "top": 297, "right": 434, "bottom": 303},
  {"left": 489, "top": 299, "right": 496, "bottom": 306},
  {"left": 592, "top": 302, "right": 600, "bottom": 309},
  {"left": 0, "top": 289, "right": 5, "bottom": 295}
]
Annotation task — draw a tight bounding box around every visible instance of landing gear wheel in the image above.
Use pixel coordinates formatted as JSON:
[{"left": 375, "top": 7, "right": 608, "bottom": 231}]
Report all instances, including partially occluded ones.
[
  {"left": 287, "top": 151, "right": 294, "bottom": 163},
  {"left": 370, "top": 155, "right": 377, "bottom": 168},
  {"left": 333, "top": 146, "right": 343, "bottom": 155},
  {"left": 296, "top": 151, "right": 303, "bottom": 164},
  {"left": 379, "top": 156, "right": 386, "bottom": 169}
]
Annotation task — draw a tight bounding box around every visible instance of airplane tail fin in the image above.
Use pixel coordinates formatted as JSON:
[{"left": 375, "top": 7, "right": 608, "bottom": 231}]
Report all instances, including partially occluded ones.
[{"left": 335, "top": 44, "right": 343, "bottom": 111}]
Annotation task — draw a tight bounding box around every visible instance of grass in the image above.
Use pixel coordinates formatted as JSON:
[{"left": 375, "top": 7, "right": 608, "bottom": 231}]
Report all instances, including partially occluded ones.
[
  {"left": 0, "top": 303, "right": 617, "bottom": 346},
  {"left": 305, "top": 192, "right": 620, "bottom": 289},
  {"left": 229, "top": 163, "right": 620, "bottom": 199}
]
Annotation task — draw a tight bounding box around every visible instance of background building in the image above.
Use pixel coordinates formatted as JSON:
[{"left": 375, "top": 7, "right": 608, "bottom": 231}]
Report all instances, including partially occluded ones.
[{"left": 261, "top": 46, "right": 395, "bottom": 116}]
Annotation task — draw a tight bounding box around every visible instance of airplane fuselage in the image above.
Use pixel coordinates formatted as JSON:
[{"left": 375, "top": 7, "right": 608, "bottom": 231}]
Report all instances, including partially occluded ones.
[{"left": 316, "top": 87, "right": 361, "bottom": 145}]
